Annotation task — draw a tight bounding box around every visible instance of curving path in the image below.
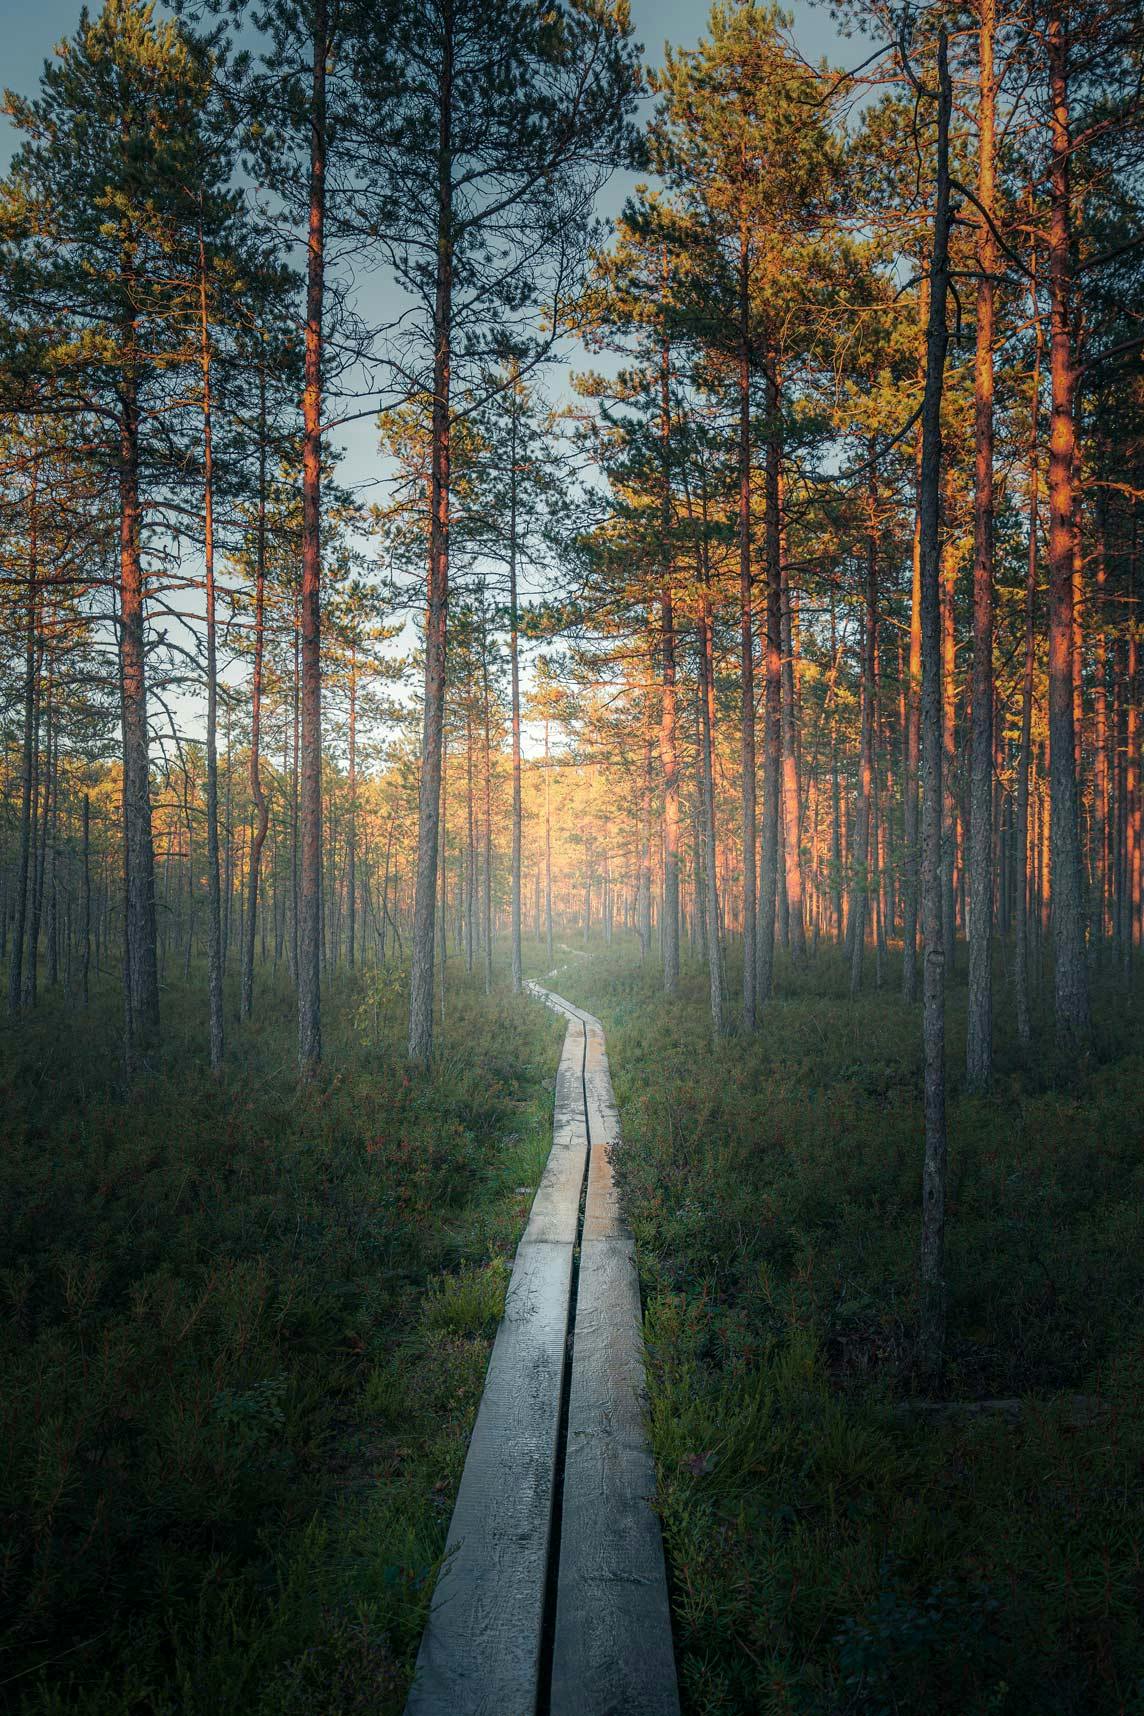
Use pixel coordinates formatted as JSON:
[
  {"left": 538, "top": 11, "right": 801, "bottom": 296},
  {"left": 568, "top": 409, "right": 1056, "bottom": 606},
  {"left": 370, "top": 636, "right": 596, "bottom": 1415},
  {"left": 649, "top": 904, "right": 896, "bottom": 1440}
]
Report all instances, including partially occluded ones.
[{"left": 404, "top": 981, "right": 679, "bottom": 1716}]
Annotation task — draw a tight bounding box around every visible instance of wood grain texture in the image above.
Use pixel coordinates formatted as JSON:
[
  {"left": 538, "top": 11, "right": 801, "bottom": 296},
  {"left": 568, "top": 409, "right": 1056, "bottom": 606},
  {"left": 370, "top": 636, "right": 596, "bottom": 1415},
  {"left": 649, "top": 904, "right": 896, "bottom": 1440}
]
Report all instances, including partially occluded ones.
[
  {"left": 405, "top": 1235, "right": 573, "bottom": 1716},
  {"left": 407, "top": 984, "right": 678, "bottom": 1715},
  {"left": 552, "top": 1019, "right": 680, "bottom": 1716},
  {"left": 524, "top": 1019, "right": 587, "bottom": 1245},
  {"left": 552, "top": 1227, "right": 680, "bottom": 1715},
  {"left": 405, "top": 1010, "right": 586, "bottom": 1716}
]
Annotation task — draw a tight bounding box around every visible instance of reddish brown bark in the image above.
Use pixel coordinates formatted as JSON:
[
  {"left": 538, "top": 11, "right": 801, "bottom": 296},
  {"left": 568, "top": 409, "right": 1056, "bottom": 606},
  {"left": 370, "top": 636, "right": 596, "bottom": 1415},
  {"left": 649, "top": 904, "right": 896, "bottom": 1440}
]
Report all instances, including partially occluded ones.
[
  {"left": 298, "top": 0, "right": 327, "bottom": 1073},
  {"left": 1046, "top": 8, "right": 1092, "bottom": 1049}
]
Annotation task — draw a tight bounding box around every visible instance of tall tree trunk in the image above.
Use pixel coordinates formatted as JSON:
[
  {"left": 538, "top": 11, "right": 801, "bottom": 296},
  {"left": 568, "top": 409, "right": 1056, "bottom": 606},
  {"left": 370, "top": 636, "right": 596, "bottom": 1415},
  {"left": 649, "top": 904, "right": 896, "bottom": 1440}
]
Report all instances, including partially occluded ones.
[
  {"left": 409, "top": 4, "right": 453, "bottom": 1062},
  {"left": 659, "top": 312, "right": 681, "bottom": 995},
  {"left": 638, "top": 706, "right": 652, "bottom": 958},
  {"left": 344, "top": 644, "right": 355, "bottom": 969},
  {"left": 851, "top": 464, "right": 878, "bottom": 998},
  {"left": 438, "top": 730, "right": 447, "bottom": 1020},
  {"left": 698, "top": 547, "right": 724, "bottom": 1036},
  {"left": 905, "top": 403, "right": 919, "bottom": 1002},
  {"left": 940, "top": 489, "right": 957, "bottom": 969},
  {"left": 544, "top": 716, "right": 554, "bottom": 967},
  {"left": 780, "top": 525, "right": 806, "bottom": 963},
  {"left": 482, "top": 628, "right": 494, "bottom": 996},
  {"left": 242, "top": 360, "right": 270, "bottom": 1021},
  {"left": 120, "top": 362, "right": 160, "bottom": 1053},
  {"left": 465, "top": 706, "right": 475, "bottom": 973},
  {"left": 9, "top": 455, "right": 38, "bottom": 1017},
  {"left": 756, "top": 356, "right": 783, "bottom": 1007},
  {"left": 298, "top": 0, "right": 327, "bottom": 1074},
  {"left": 1016, "top": 236, "right": 1042, "bottom": 1048},
  {"left": 918, "top": 30, "right": 953, "bottom": 1386},
  {"left": 829, "top": 596, "right": 843, "bottom": 943},
  {"left": 508, "top": 377, "right": 523, "bottom": 993},
  {"left": 81, "top": 794, "right": 91, "bottom": 1007},
  {"left": 1091, "top": 514, "right": 1109, "bottom": 949},
  {"left": 200, "top": 217, "right": 224, "bottom": 1075},
  {"left": 738, "top": 234, "right": 757, "bottom": 1028},
  {"left": 966, "top": 0, "right": 997, "bottom": 1090},
  {"left": 1046, "top": 8, "right": 1092, "bottom": 1050}
]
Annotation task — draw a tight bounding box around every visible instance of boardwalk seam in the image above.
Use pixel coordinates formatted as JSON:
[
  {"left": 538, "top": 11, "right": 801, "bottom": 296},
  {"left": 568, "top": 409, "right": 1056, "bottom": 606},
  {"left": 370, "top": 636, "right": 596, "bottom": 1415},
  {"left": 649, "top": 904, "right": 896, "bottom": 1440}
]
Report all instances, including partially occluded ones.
[{"left": 536, "top": 1018, "right": 589, "bottom": 1716}]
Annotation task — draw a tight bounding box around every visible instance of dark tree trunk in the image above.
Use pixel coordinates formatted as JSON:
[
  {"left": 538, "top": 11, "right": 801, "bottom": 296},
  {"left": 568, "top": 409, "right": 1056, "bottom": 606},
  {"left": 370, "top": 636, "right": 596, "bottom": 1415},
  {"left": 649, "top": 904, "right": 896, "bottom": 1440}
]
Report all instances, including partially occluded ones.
[
  {"left": 508, "top": 379, "right": 523, "bottom": 993},
  {"left": 780, "top": 529, "right": 806, "bottom": 963},
  {"left": 918, "top": 30, "right": 953, "bottom": 1386},
  {"left": 659, "top": 319, "right": 680, "bottom": 995},
  {"left": 738, "top": 236, "right": 757, "bottom": 1028},
  {"left": 1046, "top": 8, "right": 1092, "bottom": 1050},
  {"left": 409, "top": 2, "right": 453, "bottom": 1063},
  {"left": 242, "top": 361, "right": 270, "bottom": 1021},
  {"left": 120, "top": 366, "right": 160, "bottom": 1053},
  {"left": 298, "top": 0, "right": 327, "bottom": 1074},
  {"left": 698, "top": 552, "right": 724, "bottom": 1036},
  {"left": 756, "top": 357, "right": 783, "bottom": 1007},
  {"left": 200, "top": 218, "right": 224, "bottom": 1075},
  {"left": 966, "top": 0, "right": 997, "bottom": 1090},
  {"left": 9, "top": 456, "right": 38, "bottom": 1017},
  {"left": 851, "top": 465, "right": 878, "bottom": 998},
  {"left": 1016, "top": 230, "right": 1042, "bottom": 1047}
]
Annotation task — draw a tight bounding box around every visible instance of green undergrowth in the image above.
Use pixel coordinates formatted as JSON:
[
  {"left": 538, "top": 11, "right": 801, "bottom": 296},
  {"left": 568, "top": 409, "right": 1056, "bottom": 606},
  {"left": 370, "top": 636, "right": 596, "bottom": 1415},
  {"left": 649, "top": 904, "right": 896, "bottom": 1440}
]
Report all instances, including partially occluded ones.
[
  {"left": 0, "top": 962, "right": 563, "bottom": 1714},
  {"left": 532, "top": 937, "right": 1144, "bottom": 1716}
]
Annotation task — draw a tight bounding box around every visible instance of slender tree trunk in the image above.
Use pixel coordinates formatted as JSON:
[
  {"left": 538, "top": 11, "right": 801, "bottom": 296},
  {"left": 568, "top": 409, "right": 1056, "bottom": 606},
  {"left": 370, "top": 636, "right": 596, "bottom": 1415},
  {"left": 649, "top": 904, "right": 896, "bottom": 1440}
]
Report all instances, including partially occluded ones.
[
  {"left": 298, "top": 0, "right": 327, "bottom": 1074},
  {"left": 937, "top": 486, "right": 958, "bottom": 971},
  {"left": 1016, "top": 237, "right": 1042, "bottom": 1047},
  {"left": 638, "top": 706, "right": 652, "bottom": 958},
  {"left": 409, "top": 4, "right": 453, "bottom": 1063},
  {"left": 830, "top": 597, "right": 843, "bottom": 943},
  {"left": 780, "top": 524, "right": 806, "bottom": 963},
  {"left": 919, "top": 30, "right": 953, "bottom": 1386},
  {"left": 199, "top": 218, "right": 224, "bottom": 1075},
  {"left": 81, "top": 794, "right": 91, "bottom": 1007},
  {"left": 508, "top": 379, "right": 523, "bottom": 993},
  {"left": 348, "top": 643, "right": 357, "bottom": 971},
  {"left": 1126, "top": 593, "right": 1140, "bottom": 974},
  {"left": 738, "top": 236, "right": 757, "bottom": 1028},
  {"left": 242, "top": 361, "right": 270, "bottom": 1021},
  {"left": 1092, "top": 516, "right": 1109, "bottom": 950},
  {"left": 698, "top": 551, "right": 724, "bottom": 1036},
  {"left": 851, "top": 465, "right": 878, "bottom": 997},
  {"left": 1046, "top": 9, "right": 1092, "bottom": 1050},
  {"left": 756, "top": 355, "right": 783, "bottom": 1006},
  {"left": 9, "top": 456, "right": 38, "bottom": 1017},
  {"left": 902, "top": 287, "right": 926, "bottom": 1003},
  {"left": 659, "top": 315, "right": 681, "bottom": 995},
  {"left": 120, "top": 364, "right": 160, "bottom": 1051},
  {"left": 465, "top": 706, "right": 475, "bottom": 973},
  {"left": 482, "top": 620, "right": 493, "bottom": 995},
  {"left": 545, "top": 717, "right": 554, "bottom": 966},
  {"left": 438, "top": 729, "right": 447, "bottom": 1021},
  {"left": 966, "top": 0, "right": 997, "bottom": 1090}
]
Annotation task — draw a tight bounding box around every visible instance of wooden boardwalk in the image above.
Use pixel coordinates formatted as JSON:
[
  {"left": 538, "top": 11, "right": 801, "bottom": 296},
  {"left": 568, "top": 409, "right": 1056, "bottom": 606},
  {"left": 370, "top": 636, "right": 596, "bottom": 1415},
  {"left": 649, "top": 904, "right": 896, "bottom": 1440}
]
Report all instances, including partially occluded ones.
[{"left": 404, "top": 983, "right": 679, "bottom": 1716}]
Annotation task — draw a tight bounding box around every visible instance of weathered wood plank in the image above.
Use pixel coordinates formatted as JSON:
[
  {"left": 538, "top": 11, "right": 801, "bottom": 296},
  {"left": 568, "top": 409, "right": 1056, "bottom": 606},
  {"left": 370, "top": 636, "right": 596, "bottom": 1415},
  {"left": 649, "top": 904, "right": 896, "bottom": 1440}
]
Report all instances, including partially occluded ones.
[
  {"left": 405, "top": 1014, "right": 587, "bottom": 1716},
  {"left": 408, "top": 983, "right": 678, "bottom": 1715},
  {"left": 524, "top": 1019, "right": 587, "bottom": 1245},
  {"left": 552, "top": 1232, "right": 679, "bottom": 1713},
  {"left": 552, "top": 1041, "right": 680, "bottom": 1716},
  {"left": 405, "top": 1234, "right": 573, "bottom": 1715}
]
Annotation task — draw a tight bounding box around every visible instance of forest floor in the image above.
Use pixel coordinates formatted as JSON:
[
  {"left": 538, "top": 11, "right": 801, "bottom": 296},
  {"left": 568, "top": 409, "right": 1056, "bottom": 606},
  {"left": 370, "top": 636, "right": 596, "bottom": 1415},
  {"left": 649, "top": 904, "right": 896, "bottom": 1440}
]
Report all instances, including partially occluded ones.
[
  {"left": 4, "top": 944, "right": 1143, "bottom": 1716},
  {"left": 0, "top": 963, "right": 564, "bottom": 1715},
  {"left": 528, "top": 936, "right": 1144, "bottom": 1716}
]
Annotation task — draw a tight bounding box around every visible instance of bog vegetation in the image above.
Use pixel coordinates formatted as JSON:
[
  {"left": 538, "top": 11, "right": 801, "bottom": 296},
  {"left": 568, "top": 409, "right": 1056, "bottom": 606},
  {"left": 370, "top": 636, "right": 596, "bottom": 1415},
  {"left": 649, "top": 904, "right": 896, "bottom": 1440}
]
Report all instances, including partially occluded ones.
[{"left": 1, "top": 0, "right": 1143, "bottom": 1708}]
